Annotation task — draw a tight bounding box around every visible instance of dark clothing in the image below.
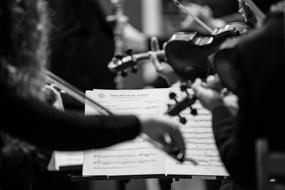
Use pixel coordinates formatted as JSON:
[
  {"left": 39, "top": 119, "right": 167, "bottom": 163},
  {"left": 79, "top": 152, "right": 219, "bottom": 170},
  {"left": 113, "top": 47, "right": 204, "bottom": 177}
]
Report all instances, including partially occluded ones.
[
  {"left": 212, "top": 12, "right": 285, "bottom": 189},
  {"left": 0, "top": 1, "right": 130, "bottom": 189},
  {"left": 253, "top": 0, "right": 282, "bottom": 12},
  {"left": 48, "top": 0, "right": 116, "bottom": 91},
  {"left": 0, "top": 92, "right": 140, "bottom": 150},
  {"left": 0, "top": 90, "right": 141, "bottom": 190}
]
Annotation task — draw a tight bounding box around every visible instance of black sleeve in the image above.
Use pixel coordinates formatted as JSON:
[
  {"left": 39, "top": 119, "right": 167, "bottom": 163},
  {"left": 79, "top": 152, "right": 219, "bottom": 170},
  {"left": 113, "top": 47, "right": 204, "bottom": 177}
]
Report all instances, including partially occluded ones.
[
  {"left": 212, "top": 103, "right": 256, "bottom": 188},
  {"left": 211, "top": 12, "right": 285, "bottom": 189},
  {"left": 1, "top": 93, "right": 141, "bottom": 151},
  {"left": 212, "top": 106, "right": 242, "bottom": 181}
]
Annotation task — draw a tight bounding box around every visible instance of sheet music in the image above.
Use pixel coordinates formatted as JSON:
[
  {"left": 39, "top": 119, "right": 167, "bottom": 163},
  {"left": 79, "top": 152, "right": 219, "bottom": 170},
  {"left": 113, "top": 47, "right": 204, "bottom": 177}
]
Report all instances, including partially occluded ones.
[
  {"left": 48, "top": 151, "right": 83, "bottom": 171},
  {"left": 83, "top": 88, "right": 228, "bottom": 177},
  {"left": 165, "top": 101, "right": 229, "bottom": 177},
  {"left": 83, "top": 89, "right": 171, "bottom": 176}
]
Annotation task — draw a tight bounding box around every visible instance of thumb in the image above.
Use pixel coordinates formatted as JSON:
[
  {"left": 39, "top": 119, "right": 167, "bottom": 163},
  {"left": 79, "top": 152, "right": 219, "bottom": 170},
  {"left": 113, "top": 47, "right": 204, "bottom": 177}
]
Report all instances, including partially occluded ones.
[
  {"left": 150, "top": 36, "right": 160, "bottom": 52},
  {"left": 149, "top": 52, "right": 162, "bottom": 71},
  {"left": 191, "top": 78, "right": 204, "bottom": 96}
]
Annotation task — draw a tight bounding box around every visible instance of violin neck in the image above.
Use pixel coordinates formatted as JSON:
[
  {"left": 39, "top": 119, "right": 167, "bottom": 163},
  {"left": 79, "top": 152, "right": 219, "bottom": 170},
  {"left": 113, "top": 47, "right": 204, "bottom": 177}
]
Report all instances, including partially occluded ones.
[
  {"left": 108, "top": 50, "right": 165, "bottom": 73},
  {"left": 134, "top": 50, "right": 165, "bottom": 62}
]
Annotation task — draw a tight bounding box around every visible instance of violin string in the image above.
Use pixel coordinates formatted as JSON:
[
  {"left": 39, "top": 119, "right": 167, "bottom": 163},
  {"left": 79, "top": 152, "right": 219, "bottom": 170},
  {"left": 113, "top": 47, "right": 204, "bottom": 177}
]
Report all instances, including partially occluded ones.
[
  {"left": 172, "top": 0, "right": 213, "bottom": 34},
  {"left": 45, "top": 70, "right": 114, "bottom": 116}
]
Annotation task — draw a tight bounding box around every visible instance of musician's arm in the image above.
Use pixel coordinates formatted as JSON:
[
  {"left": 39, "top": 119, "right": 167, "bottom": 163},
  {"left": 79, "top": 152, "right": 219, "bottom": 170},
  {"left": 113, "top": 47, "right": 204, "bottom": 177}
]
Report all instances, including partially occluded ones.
[
  {"left": 1, "top": 92, "right": 141, "bottom": 151},
  {"left": 211, "top": 100, "right": 256, "bottom": 188}
]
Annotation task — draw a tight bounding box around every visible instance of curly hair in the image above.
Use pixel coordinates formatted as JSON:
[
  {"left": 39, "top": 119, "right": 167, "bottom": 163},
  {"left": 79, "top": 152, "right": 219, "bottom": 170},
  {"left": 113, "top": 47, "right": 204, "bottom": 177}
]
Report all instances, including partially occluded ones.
[{"left": 0, "top": 0, "right": 50, "bottom": 101}]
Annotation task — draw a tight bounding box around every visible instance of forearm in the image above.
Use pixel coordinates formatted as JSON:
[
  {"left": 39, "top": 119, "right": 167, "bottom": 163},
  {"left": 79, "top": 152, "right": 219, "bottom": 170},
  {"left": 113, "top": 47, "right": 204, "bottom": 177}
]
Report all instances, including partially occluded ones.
[{"left": 2, "top": 93, "right": 141, "bottom": 151}]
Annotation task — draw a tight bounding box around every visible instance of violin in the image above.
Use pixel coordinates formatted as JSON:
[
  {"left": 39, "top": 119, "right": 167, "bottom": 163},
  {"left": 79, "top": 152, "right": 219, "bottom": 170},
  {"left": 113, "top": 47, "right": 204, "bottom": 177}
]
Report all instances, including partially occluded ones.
[
  {"left": 165, "top": 22, "right": 248, "bottom": 82},
  {"left": 108, "top": 21, "right": 248, "bottom": 78},
  {"left": 108, "top": 0, "right": 254, "bottom": 77},
  {"left": 166, "top": 82, "right": 198, "bottom": 124},
  {"left": 107, "top": 0, "right": 262, "bottom": 123},
  {"left": 108, "top": 49, "right": 165, "bottom": 76},
  {"left": 162, "top": 0, "right": 266, "bottom": 121}
]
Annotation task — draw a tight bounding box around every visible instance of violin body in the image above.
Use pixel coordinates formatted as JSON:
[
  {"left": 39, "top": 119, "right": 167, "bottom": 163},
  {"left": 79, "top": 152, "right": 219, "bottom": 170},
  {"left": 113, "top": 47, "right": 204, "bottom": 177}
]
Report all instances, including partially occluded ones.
[{"left": 165, "top": 22, "right": 248, "bottom": 82}]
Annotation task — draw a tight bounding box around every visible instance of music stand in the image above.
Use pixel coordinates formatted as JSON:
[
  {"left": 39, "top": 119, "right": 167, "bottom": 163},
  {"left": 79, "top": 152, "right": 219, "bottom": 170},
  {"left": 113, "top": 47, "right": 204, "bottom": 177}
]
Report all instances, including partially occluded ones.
[{"left": 70, "top": 174, "right": 230, "bottom": 190}]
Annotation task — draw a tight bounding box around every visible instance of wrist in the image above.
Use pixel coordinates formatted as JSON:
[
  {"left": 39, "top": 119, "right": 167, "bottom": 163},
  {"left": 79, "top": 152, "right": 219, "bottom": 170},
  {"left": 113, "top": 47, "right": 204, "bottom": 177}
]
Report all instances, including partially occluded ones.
[{"left": 208, "top": 96, "right": 226, "bottom": 112}]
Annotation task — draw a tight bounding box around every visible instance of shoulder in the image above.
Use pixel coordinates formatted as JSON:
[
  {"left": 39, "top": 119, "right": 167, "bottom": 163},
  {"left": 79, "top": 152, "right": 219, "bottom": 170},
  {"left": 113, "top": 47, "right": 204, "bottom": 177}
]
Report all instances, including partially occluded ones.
[{"left": 238, "top": 12, "right": 284, "bottom": 51}]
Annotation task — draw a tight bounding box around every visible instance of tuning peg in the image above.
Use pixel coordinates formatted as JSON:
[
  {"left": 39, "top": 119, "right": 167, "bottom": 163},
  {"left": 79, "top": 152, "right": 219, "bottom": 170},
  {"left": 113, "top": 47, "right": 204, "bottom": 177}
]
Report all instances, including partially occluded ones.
[
  {"left": 115, "top": 54, "right": 123, "bottom": 60},
  {"left": 180, "top": 84, "right": 188, "bottom": 92},
  {"left": 190, "top": 107, "right": 198, "bottom": 116},
  {"left": 114, "top": 54, "right": 124, "bottom": 66},
  {"left": 188, "top": 95, "right": 198, "bottom": 116},
  {"left": 180, "top": 83, "right": 192, "bottom": 97},
  {"left": 126, "top": 49, "right": 133, "bottom": 56},
  {"left": 178, "top": 115, "right": 187, "bottom": 124},
  {"left": 126, "top": 49, "right": 139, "bottom": 73},
  {"left": 120, "top": 70, "right": 128, "bottom": 77},
  {"left": 169, "top": 92, "right": 178, "bottom": 102},
  {"left": 131, "top": 65, "right": 138, "bottom": 73},
  {"left": 167, "top": 103, "right": 172, "bottom": 109}
]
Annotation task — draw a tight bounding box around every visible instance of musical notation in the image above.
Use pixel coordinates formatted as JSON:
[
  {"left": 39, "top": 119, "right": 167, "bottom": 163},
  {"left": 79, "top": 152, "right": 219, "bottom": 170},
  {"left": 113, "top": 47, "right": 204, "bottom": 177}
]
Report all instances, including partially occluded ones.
[{"left": 83, "top": 88, "right": 228, "bottom": 177}]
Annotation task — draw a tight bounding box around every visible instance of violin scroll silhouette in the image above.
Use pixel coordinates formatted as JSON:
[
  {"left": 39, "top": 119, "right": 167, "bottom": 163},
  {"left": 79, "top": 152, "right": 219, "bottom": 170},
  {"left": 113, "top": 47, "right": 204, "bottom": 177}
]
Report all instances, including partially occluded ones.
[
  {"left": 166, "top": 82, "right": 198, "bottom": 124},
  {"left": 108, "top": 49, "right": 165, "bottom": 77}
]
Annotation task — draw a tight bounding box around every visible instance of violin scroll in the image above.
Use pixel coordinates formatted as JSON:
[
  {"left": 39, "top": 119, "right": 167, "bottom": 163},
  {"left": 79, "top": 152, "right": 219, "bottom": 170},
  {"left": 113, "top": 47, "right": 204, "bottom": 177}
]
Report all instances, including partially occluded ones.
[
  {"left": 166, "top": 83, "right": 198, "bottom": 124},
  {"left": 108, "top": 49, "right": 165, "bottom": 76}
]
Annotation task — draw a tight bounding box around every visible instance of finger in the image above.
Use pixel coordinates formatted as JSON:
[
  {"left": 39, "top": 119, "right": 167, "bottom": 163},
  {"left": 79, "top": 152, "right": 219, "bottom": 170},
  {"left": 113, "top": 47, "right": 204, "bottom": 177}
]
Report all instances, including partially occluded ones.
[
  {"left": 192, "top": 78, "right": 203, "bottom": 88},
  {"left": 150, "top": 37, "right": 160, "bottom": 51},
  {"left": 191, "top": 78, "right": 204, "bottom": 97},
  {"left": 153, "top": 135, "right": 172, "bottom": 155},
  {"left": 162, "top": 42, "right": 167, "bottom": 50},
  {"left": 155, "top": 133, "right": 185, "bottom": 162},
  {"left": 149, "top": 52, "right": 162, "bottom": 71},
  {"left": 206, "top": 75, "right": 215, "bottom": 83},
  {"left": 167, "top": 128, "right": 186, "bottom": 162},
  {"left": 205, "top": 75, "right": 222, "bottom": 91}
]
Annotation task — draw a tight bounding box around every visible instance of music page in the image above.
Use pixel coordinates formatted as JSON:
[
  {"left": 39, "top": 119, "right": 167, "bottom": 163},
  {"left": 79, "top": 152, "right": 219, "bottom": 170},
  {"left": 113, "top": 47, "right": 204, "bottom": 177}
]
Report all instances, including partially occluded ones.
[
  {"left": 83, "top": 89, "right": 171, "bottom": 176},
  {"left": 165, "top": 101, "right": 229, "bottom": 177},
  {"left": 83, "top": 88, "right": 228, "bottom": 178},
  {"left": 48, "top": 151, "right": 83, "bottom": 171}
]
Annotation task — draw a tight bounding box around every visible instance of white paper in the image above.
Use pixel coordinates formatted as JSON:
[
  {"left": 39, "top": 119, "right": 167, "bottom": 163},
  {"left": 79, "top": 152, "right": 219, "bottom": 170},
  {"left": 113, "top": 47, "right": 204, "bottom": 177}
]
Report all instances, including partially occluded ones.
[
  {"left": 83, "top": 88, "right": 228, "bottom": 177},
  {"left": 83, "top": 89, "right": 171, "bottom": 176},
  {"left": 48, "top": 151, "right": 83, "bottom": 171},
  {"left": 165, "top": 102, "right": 228, "bottom": 177}
]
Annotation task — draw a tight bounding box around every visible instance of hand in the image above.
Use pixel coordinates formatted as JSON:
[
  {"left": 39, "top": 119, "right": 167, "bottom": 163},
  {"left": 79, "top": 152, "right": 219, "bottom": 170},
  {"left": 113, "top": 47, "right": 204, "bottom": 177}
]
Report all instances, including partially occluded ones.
[
  {"left": 148, "top": 37, "right": 180, "bottom": 86},
  {"left": 43, "top": 84, "right": 64, "bottom": 111},
  {"left": 223, "top": 93, "right": 239, "bottom": 116},
  {"left": 139, "top": 115, "right": 186, "bottom": 162},
  {"left": 191, "top": 76, "right": 224, "bottom": 111}
]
